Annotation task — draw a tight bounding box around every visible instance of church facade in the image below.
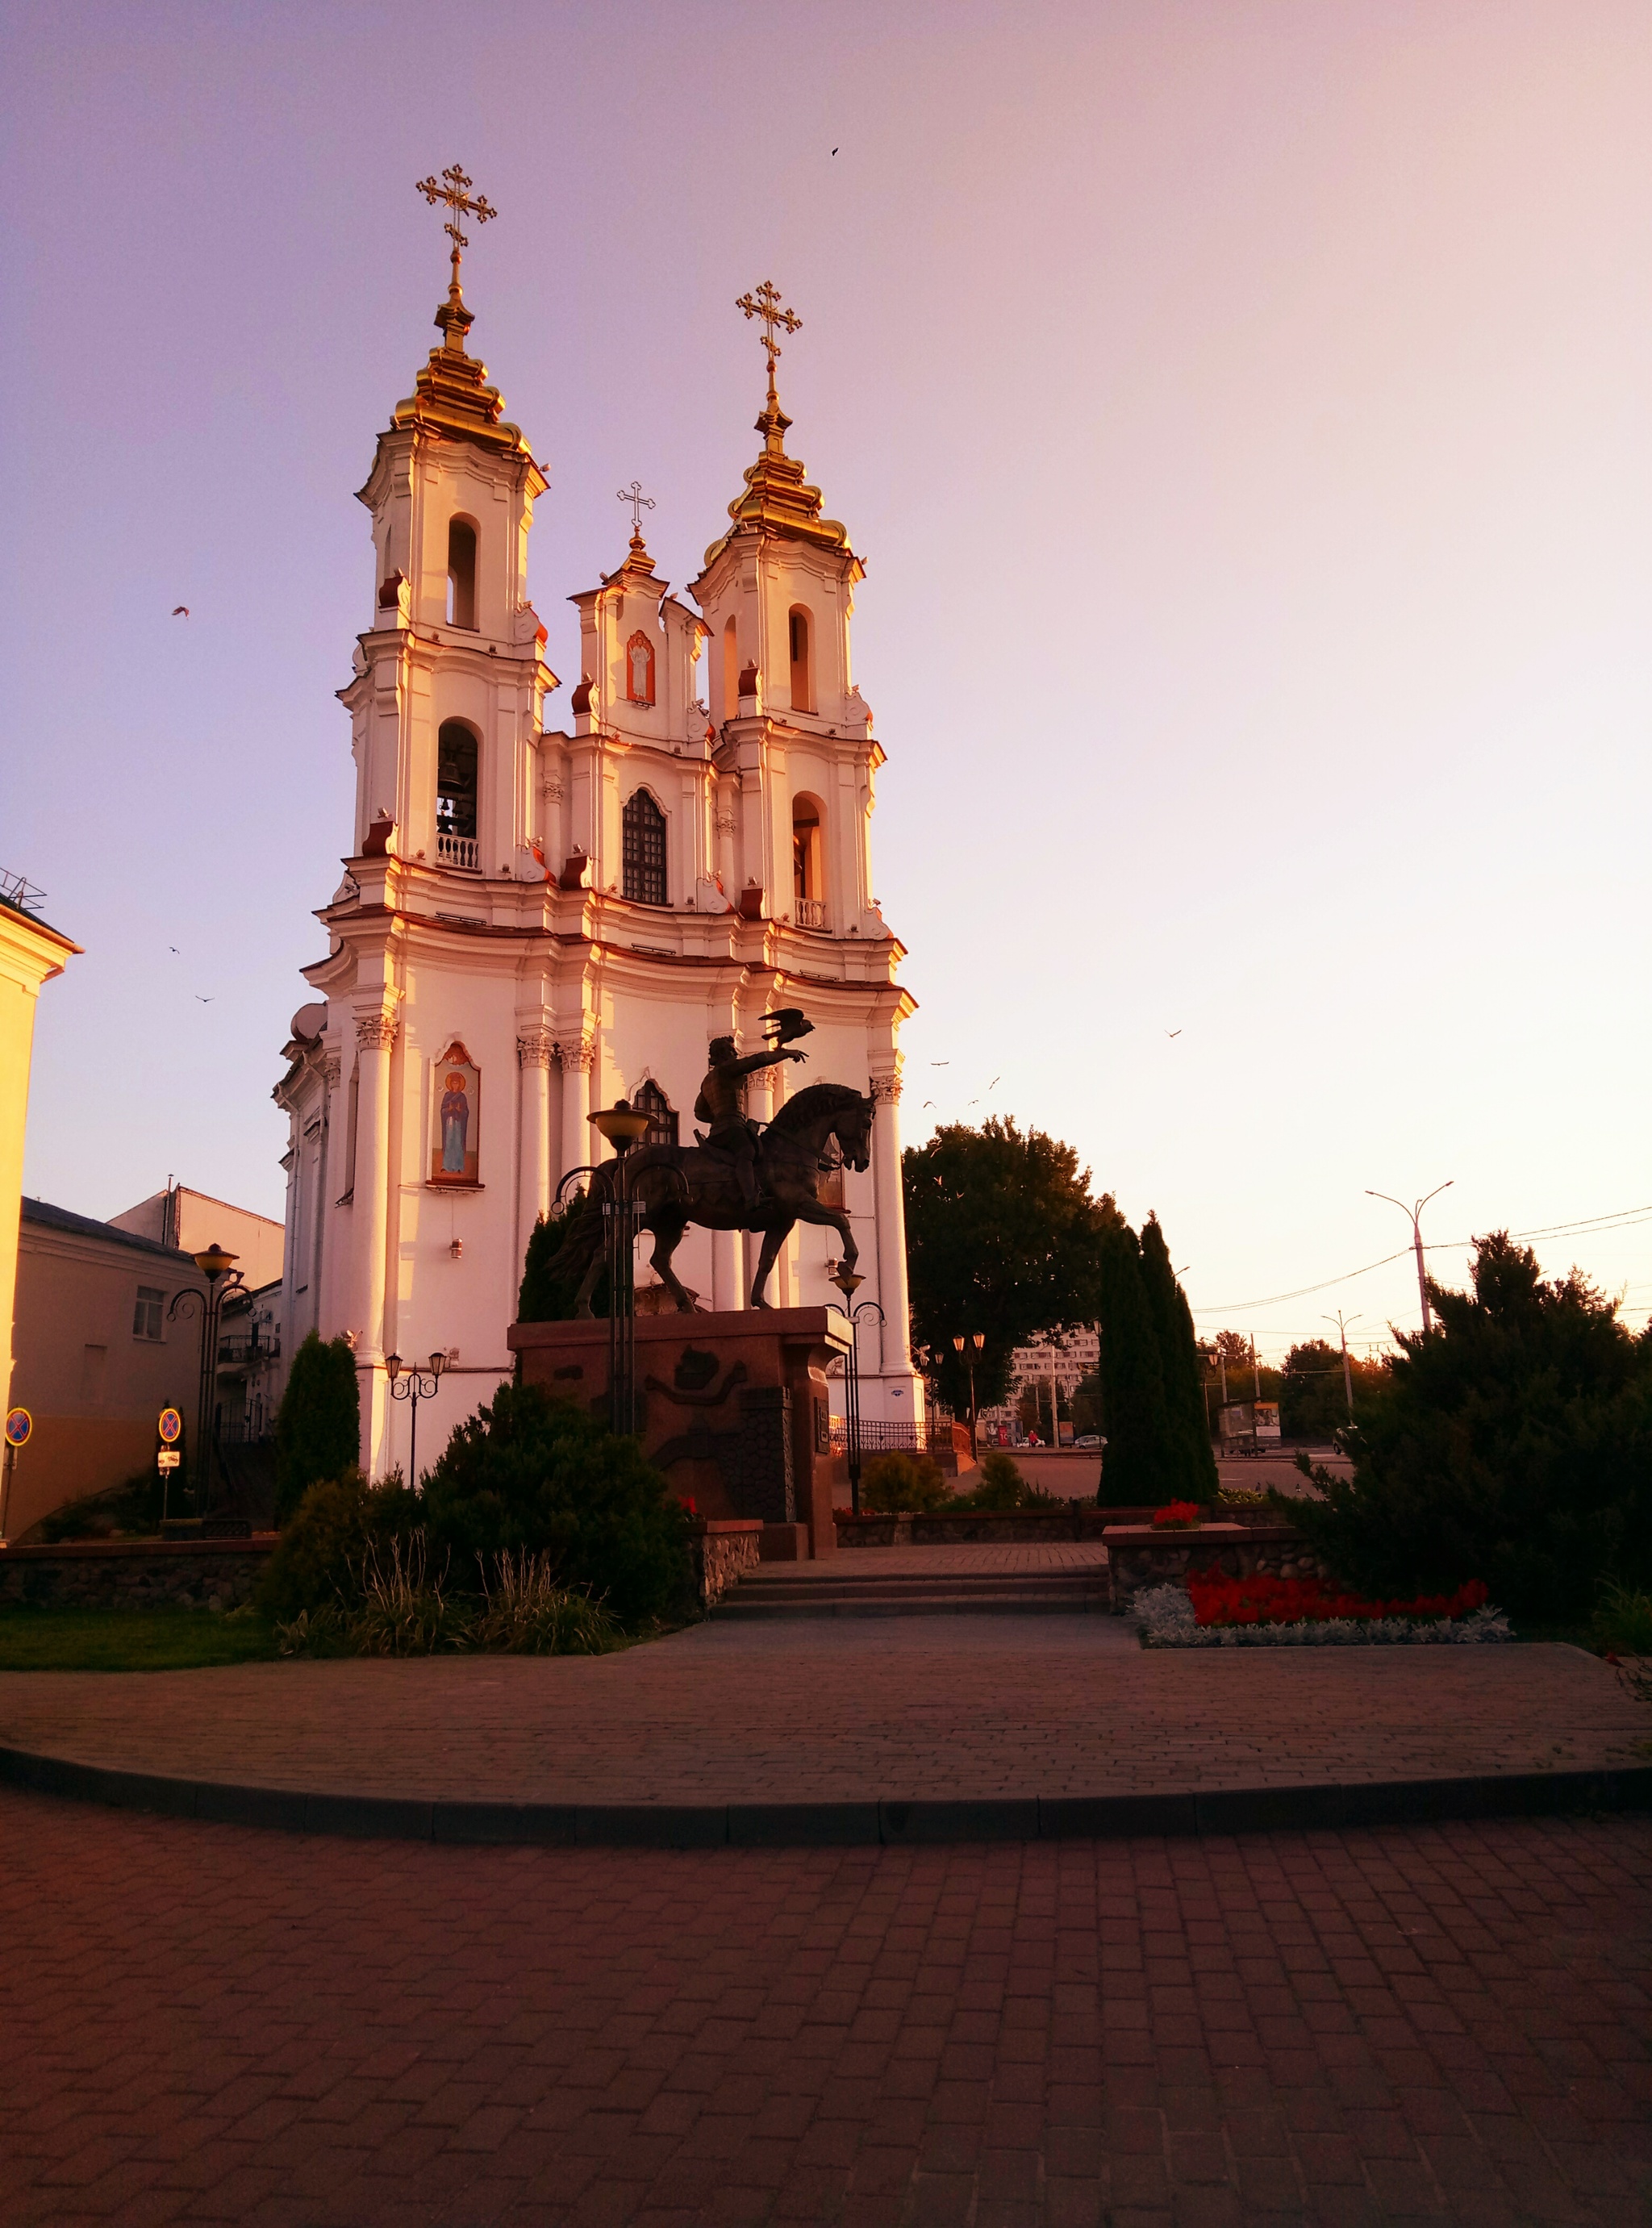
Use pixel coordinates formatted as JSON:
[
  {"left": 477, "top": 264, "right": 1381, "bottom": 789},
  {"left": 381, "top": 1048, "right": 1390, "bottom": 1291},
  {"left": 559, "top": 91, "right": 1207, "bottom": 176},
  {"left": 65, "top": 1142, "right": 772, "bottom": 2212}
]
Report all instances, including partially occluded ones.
[{"left": 273, "top": 257, "right": 921, "bottom": 1479}]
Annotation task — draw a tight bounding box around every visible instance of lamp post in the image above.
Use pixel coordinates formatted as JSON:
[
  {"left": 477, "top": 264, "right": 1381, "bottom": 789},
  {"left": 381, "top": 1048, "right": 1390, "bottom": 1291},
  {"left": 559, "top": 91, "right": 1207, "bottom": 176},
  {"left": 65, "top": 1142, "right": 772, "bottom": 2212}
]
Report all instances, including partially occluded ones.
[
  {"left": 168, "top": 1242, "right": 245, "bottom": 1520},
  {"left": 952, "top": 1332, "right": 985, "bottom": 1450},
  {"left": 1366, "top": 1180, "right": 1453, "bottom": 1333},
  {"left": 589, "top": 1099, "right": 653, "bottom": 1434},
  {"left": 385, "top": 1350, "right": 447, "bottom": 1487},
  {"left": 1322, "top": 1310, "right": 1362, "bottom": 1425},
  {"left": 831, "top": 1266, "right": 884, "bottom": 1517}
]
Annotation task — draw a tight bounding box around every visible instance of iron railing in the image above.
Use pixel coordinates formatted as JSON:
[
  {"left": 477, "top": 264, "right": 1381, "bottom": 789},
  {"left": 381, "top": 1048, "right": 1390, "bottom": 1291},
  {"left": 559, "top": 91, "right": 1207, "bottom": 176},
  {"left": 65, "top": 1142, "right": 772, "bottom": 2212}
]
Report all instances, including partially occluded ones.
[{"left": 828, "top": 1416, "right": 958, "bottom": 1455}]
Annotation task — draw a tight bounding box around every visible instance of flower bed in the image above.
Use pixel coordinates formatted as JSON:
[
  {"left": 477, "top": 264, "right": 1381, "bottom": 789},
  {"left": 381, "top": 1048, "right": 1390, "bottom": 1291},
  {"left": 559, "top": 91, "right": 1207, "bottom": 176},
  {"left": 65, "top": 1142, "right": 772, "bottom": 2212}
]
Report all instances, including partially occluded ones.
[
  {"left": 1152, "top": 1500, "right": 1203, "bottom": 1529},
  {"left": 1135, "top": 1571, "right": 1511, "bottom": 1647}
]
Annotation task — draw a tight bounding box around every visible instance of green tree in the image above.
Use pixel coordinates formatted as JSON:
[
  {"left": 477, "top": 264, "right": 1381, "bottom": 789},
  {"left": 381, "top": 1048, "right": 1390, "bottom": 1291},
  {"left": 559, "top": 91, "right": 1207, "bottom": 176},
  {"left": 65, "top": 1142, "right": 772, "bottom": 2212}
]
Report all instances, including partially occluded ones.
[
  {"left": 1292, "top": 1233, "right": 1652, "bottom": 1620},
  {"left": 1138, "top": 1216, "right": 1218, "bottom": 1497},
  {"left": 1279, "top": 1340, "right": 1391, "bottom": 1439},
  {"left": 903, "top": 1118, "right": 1120, "bottom": 1417},
  {"left": 1096, "top": 1225, "right": 1177, "bottom": 1500},
  {"left": 274, "top": 1332, "right": 361, "bottom": 1524},
  {"left": 518, "top": 1193, "right": 607, "bottom": 1322}
]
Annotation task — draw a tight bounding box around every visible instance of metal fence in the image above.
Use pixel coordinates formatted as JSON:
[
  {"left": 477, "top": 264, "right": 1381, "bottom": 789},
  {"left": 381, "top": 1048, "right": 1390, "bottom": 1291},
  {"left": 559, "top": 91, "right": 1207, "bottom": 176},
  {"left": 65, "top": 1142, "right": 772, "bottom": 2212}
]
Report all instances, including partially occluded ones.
[{"left": 828, "top": 1416, "right": 958, "bottom": 1455}]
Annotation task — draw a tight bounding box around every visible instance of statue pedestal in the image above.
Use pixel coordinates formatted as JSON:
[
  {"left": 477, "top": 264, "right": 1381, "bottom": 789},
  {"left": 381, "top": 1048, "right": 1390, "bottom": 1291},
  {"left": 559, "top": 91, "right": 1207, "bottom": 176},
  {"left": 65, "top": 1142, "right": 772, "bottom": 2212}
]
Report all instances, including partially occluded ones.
[{"left": 508, "top": 1306, "right": 852, "bottom": 1561}]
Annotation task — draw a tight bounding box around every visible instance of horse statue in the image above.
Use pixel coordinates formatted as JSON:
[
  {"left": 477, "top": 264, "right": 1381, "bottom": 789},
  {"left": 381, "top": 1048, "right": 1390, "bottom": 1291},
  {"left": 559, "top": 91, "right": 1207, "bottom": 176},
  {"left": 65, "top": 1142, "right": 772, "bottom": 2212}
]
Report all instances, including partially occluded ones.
[{"left": 549, "top": 1080, "right": 875, "bottom": 1315}]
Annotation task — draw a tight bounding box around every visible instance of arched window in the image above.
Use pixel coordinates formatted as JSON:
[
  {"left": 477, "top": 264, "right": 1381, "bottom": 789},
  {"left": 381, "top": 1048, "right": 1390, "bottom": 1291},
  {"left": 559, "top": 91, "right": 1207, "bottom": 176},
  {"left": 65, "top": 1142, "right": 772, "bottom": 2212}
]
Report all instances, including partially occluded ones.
[
  {"left": 792, "top": 795, "right": 825, "bottom": 928},
  {"left": 625, "top": 629, "right": 656, "bottom": 706},
  {"left": 788, "top": 606, "right": 813, "bottom": 713},
  {"left": 436, "top": 721, "right": 479, "bottom": 869},
  {"left": 722, "top": 617, "right": 739, "bottom": 719},
  {"left": 633, "top": 1079, "right": 678, "bottom": 1149},
  {"left": 622, "top": 788, "right": 667, "bottom": 906},
  {"left": 447, "top": 518, "right": 478, "bottom": 630}
]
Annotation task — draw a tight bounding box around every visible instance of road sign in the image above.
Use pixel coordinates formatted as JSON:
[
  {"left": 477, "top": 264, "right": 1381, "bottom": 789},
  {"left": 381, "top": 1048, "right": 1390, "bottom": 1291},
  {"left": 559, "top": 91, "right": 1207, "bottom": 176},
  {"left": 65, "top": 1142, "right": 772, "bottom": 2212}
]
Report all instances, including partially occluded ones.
[
  {"left": 158, "top": 1407, "right": 183, "bottom": 1444},
  {"left": 4, "top": 1408, "right": 30, "bottom": 1447},
  {"left": 156, "top": 1450, "right": 181, "bottom": 1471}
]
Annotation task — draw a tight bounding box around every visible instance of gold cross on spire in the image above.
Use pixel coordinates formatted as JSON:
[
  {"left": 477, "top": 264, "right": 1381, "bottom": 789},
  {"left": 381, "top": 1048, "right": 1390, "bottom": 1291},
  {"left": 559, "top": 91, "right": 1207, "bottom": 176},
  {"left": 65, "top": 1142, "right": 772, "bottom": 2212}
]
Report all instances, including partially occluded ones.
[
  {"left": 415, "top": 164, "right": 498, "bottom": 290},
  {"left": 736, "top": 279, "right": 802, "bottom": 391}
]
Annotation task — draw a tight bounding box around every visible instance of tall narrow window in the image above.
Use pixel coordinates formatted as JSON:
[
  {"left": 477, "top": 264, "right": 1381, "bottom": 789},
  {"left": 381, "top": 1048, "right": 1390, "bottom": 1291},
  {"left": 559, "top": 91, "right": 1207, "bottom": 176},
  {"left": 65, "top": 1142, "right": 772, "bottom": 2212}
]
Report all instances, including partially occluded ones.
[
  {"left": 436, "top": 721, "right": 479, "bottom": 869},
  {"left": 622, "top": 789, "right": 667, "bottom": 906},
  {"left": 132, "top": 1285, "right": 164, "bottom": 1340},
  {"left": 633, "top": 1079, "right": 678, "bottom": 1149},
  {"left": 447, "top": 517, "right": 477, "bottom": 629},
  {"left": 792, "top": 795, "right": 824, "bottom": 928},
  {"left": 722, "top": 617, "right": 740, "bottom": 718},
  {"left": 788, "top": 607, "right": 813, "bottom": 713}
]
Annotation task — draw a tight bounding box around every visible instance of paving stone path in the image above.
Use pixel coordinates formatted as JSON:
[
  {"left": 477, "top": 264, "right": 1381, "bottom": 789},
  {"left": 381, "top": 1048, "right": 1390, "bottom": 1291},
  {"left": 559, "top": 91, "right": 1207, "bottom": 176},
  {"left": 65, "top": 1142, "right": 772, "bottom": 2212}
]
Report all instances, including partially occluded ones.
[
  {"left": 0, "top": 1613, "right": 1642, "bottom": 1809},
  {"left": 1, "top": 1787, "right": 1646, "bottom": 2226}
]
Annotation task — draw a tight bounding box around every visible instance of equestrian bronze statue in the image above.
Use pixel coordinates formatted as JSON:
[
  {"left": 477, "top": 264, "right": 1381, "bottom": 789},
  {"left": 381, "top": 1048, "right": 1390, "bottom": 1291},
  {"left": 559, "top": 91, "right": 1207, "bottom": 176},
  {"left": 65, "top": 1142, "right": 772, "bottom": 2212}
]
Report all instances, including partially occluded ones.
[{"left": 549, "top": 1012, "right": 875, "bottom": 1313}]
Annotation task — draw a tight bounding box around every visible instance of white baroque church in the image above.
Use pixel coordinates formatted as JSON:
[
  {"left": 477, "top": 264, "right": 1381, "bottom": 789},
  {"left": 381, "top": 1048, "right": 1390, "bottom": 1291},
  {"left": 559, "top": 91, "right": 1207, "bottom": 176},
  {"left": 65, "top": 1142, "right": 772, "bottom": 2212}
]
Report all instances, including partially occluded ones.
[{"left": 273, "top": 247, "right": 922, "bottom": 1479}]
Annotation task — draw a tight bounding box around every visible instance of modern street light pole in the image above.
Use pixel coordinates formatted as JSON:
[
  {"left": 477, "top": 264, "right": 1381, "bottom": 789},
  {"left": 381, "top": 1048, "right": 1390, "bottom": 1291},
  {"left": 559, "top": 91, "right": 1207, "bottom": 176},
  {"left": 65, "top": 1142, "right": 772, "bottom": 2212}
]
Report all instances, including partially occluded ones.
[
  {"left": 1366, "top": 1180, "right": 1454, "bottom": 1333},
  {"left": 831, "top": 1266, "right": 884, "bottom": 1517},
  {"left": 1321, "top": 1310, "right": 1362, "bottom": 1425}
]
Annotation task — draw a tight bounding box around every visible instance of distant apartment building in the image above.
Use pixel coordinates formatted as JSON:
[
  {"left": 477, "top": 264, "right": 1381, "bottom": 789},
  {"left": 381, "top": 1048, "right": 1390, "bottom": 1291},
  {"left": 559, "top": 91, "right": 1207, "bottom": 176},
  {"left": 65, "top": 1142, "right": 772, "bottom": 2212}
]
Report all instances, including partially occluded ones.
[{"left": 978, "top": 1325, "right": 1099, "bottom": 1439}]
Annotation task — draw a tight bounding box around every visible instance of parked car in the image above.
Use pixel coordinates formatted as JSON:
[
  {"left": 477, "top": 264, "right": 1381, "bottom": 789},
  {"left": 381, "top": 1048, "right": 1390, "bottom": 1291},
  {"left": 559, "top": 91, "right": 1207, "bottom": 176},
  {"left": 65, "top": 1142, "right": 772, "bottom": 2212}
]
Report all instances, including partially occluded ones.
[{"left": 1073, "top": 1433, "right": 1100, "bottom": 1449}]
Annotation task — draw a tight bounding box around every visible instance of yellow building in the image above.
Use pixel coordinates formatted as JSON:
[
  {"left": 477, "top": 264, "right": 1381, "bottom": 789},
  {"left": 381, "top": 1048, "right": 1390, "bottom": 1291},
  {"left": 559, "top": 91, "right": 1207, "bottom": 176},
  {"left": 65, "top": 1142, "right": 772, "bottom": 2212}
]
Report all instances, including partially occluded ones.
[{"left": 0, "top": 872, "right": 80, "bottom": 1420}]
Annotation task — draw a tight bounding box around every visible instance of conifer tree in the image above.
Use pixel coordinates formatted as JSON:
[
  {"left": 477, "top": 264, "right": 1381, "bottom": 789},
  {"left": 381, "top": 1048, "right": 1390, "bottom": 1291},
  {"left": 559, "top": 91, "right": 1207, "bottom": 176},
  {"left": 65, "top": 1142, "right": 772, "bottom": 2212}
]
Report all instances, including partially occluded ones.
[
  {"left": 273, "top": 1331, "right": 361, "bottom": 1522},
  {"left": 1097, "top": 1225, "right": 1177, "bottom": 1502},
  {"left": 1138, "top": 1214, "right": 1218, "bottom": 1500},
  {"left": 518, "top": 1195, "right": 607, "bottom": 1322}
]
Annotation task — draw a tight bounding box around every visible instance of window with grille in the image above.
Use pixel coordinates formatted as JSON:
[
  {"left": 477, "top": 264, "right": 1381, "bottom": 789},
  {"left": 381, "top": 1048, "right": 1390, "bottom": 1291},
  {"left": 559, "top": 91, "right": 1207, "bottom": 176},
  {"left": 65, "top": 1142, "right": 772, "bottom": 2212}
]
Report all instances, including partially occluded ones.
[
  {"left": 622, "top": 789, "right": 667, "bottom": 905},
  {"left": 633, "top": 1079, "right": 678, "bottom": 1149},
  {"left": 132, "top": 1285, "right": 164, "bottom": 1340}
]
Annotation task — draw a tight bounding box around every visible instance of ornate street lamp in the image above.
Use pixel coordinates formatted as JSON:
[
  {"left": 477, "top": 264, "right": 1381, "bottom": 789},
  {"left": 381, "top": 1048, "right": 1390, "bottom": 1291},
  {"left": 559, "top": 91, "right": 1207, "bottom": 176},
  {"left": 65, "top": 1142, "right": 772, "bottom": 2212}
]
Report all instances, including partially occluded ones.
[
  {"left": 952, "top": 1332, "right": 985, "bottom": 1450},
  {"left": 589, "top": 1099, "right": 653, "bottom": 1434},
  {"left": 830, "top": 1265, "right": 884, "bottom": 1517},
  {"left": 168, "top": 1241, "right": 245, "bottom": 1520},
  {"left": 385, "top": 1350, "right": 448, "bottom": 1488}
]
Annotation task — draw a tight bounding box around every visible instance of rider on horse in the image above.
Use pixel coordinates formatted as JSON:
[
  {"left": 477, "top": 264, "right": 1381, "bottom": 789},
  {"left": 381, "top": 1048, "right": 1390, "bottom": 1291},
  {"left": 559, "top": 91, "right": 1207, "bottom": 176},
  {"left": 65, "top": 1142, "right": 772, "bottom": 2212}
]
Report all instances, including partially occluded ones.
[{"left": 694, "top": 1012, "right": 812, "bottom": 1217}]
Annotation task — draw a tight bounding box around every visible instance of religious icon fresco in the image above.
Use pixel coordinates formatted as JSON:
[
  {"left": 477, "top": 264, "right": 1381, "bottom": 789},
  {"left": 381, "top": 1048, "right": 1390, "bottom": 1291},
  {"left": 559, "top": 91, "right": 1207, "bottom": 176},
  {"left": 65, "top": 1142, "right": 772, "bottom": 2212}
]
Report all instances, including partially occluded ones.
[
  {"left": 625, "top": 630, "right": 655, "bottom": 705},
  {"left": 429, "top": 1041, "right": 481, "bottom": 1186}
]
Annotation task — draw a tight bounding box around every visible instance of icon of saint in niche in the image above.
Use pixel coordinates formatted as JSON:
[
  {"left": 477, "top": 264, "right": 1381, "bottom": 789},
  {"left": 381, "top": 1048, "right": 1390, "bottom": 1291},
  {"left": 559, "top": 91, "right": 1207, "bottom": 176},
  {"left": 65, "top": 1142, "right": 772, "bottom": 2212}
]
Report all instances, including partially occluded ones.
[
  {"left": 626, "top": 630, "right": 654, "bottom": 704},
  {"left": 429, "top": 1042, "right": 481, "bottom": 1185},
  {"left": 440, "top": 1071, "right": 469, "bottom": 1174}
]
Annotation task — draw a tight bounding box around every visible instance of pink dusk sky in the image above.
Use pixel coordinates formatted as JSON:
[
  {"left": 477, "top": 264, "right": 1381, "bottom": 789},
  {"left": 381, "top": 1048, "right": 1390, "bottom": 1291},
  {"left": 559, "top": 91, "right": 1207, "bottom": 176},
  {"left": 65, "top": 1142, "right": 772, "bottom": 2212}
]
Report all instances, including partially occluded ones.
[{"left": 3, "top": 0, "right": 1648, "bottom": 1359}]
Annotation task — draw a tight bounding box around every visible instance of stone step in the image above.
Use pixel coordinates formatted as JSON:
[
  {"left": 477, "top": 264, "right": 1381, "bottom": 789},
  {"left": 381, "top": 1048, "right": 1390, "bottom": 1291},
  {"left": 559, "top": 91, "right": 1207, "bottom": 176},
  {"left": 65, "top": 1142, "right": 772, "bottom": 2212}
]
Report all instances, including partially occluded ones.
[
  {"left": 713, "top": 1589, "right": 1110, "bottom": 1620},
  {"left": 731, "top": 1572, "right": 1103, "bottom": 1604}
]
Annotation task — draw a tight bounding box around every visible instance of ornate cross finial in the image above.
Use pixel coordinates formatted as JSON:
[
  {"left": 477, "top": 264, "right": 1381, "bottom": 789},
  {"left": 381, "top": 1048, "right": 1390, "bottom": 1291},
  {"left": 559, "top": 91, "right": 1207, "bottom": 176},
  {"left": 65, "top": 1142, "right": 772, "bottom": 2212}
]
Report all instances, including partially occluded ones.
[
  {"left": 617, "top": 480, "right": 656, "bottom": 540},
  {"left": 415, "top": 164, "right": 498, "bottom": 290},
  {"left": 736, "top": 279, "right": 802, "bottom": 391}
]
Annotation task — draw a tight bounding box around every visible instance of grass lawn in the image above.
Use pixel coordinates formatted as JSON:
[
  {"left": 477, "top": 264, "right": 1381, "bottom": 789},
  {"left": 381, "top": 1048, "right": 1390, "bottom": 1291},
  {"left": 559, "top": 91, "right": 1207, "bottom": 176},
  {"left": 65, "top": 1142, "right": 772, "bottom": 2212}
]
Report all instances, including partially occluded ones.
[{"left": 0, "top": 1606, "right": 280, "bottom": 1672}]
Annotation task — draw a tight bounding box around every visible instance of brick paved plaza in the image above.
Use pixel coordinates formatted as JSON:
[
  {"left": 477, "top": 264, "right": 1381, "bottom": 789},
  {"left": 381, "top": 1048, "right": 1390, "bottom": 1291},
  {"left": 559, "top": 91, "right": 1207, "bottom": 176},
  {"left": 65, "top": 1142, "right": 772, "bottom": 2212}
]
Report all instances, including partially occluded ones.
[
  {"left": 0, "top": 1608, "right": 1643, "bottom": 1817},
  {"left": 1, "top": 1787, "right": 1646, "bottom": 2226}
]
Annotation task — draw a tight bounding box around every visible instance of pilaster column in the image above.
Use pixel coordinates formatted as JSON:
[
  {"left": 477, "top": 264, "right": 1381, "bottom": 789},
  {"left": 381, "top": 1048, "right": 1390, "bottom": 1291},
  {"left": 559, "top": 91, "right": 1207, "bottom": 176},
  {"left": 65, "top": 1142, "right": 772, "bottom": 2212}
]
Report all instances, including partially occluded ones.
[
  {"left": 314, "top": 1050, "right": 343, "bottom": 1340},
  {"left": 352, "top": 1003, "right": 398, "bottom": 1473},
  {"left": 556, "top": 1035, "right": 594, "bottom": 1193},
  {"left": 869, "top": 1069, "right": 911, "bottom": 1374},
  {"left": 517, "top": 1030, "right": 554, "bottom": 1263}
]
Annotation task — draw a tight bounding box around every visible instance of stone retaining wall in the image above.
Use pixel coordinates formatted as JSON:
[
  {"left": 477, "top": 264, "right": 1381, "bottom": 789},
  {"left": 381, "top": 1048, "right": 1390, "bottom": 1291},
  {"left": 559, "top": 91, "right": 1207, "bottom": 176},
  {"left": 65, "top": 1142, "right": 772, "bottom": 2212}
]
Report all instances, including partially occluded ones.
[
  {"left": 690, "top": 1520, "right": 762, "bottom": 1608},
  {"left": 0, "top": 1537, "right": 277, "bottom": 1612},
  {"left": 1103, "top": 1524, "right": 1326, "bottom": 1613}
]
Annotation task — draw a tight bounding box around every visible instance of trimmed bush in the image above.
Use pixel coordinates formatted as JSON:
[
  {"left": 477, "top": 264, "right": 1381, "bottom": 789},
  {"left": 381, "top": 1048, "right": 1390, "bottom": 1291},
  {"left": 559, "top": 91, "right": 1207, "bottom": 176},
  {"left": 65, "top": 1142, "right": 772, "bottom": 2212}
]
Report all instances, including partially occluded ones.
[
  {"left": 274, "top": 1333, "right": 361, "bottom": 1523},
  {"left": 861, "top": 1450, "right": 953, "bottom": 1513},
  {"left": 967, "top": 1450, "right": 1027, "bottom": 1509},
  {"left": 256, "top": 1470, "right": 415, "bottom": 1623},
  {"left": 419, "top": 1381, "right": 689, "bottom": 1625}
]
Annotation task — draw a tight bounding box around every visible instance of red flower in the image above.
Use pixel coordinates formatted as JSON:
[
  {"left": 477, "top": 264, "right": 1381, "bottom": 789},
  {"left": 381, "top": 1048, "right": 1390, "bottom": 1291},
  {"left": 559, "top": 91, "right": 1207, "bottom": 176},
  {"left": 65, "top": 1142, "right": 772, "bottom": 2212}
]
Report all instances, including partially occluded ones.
[
  {"left": 1152, "top": 1500, "right": 1203, "bottom": 1529},
  {"left": 1183, "top": 1569, "right": 1487, "bottom": 1629}
]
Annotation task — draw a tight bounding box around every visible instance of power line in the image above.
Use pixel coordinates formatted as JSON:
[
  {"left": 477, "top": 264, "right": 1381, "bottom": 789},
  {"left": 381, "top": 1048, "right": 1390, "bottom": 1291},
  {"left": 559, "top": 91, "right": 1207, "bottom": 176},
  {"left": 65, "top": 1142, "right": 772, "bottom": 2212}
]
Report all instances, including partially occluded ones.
[{"left": 1191, "top": 1201, "right": 1652, "bottom": 1316}]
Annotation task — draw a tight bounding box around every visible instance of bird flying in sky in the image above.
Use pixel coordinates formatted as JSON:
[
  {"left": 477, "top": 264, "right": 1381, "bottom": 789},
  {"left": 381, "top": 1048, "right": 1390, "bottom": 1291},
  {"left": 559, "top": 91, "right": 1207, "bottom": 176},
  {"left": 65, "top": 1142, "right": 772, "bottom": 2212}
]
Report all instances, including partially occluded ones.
[
  {"left": 172, "top": 606, "right": 190, "bottom": 618},
  {"left": 1166, "top": 1029, "right": 1182, "bottom": 1038},
  {"left": 194, "top": 995, "right": 214, "bottom": 1003}
]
